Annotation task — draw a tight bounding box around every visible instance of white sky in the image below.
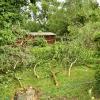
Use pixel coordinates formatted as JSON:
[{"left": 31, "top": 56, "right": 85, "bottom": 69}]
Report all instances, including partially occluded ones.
[
  {"left": 57, "top": 0, "right": 65, "bottom": 2},
  {"left": 97, "top": 0, "right": 100, "bottom": 5},
  {"left": 58, "top": 0, "right": 100, "bottom": 5}
]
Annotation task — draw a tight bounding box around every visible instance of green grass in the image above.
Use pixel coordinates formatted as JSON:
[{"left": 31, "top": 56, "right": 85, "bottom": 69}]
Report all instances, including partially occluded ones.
[
  {"left": 0, "top": 43, "right": 98, "bottom": 100},
  {"left": 0, "top": 66, "right": 96, "bottom": 100}
]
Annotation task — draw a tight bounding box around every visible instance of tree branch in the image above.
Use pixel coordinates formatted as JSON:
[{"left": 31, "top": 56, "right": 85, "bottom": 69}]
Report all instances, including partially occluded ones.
[{"left": 68, "top": 59, "right": 77, "bottom": 77}]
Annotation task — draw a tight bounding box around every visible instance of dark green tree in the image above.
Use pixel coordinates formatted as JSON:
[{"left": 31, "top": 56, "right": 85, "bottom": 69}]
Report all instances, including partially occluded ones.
[{"left": 0, "top": 0, "right": 27, "bottom": 29}]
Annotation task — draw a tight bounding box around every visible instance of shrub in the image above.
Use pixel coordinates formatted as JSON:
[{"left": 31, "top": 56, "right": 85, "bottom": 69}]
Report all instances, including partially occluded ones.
[
  {"left": 47, "top": 10, "right": 68, "bottom": 36},
  {"left": 33, "top": 37, "right": 47, "bottom": 47},
  {"left": 0, "top": 29, "right": 16, "bottom": 46},
  {"left": 24, "top": 21, "right": 40, "bottom": 32},
  {"left": 58, "top": 41, "right": 94, "bottom": 67},
  {"left": 68, "top": 22, "right": 100, "bottom": 49},
  {"left": 0, "top": 26, "right": 27, "bottom": 46},
  {"left": 0, "top": 46, "right": 35, "bottom": 74}
]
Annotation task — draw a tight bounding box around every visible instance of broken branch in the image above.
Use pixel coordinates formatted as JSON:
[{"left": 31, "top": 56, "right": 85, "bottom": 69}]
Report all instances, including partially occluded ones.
[{"left": 68, "top": 59, "right": 77, "bottom": 77}]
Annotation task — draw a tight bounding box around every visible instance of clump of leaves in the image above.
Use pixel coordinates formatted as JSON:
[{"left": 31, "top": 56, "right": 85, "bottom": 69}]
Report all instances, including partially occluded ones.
[
  {"left": 0, "top": 46, "right": 35, "bottom": 74},
  {"left": 0, "top": 24, "right": 27, "bottom": 46},
  {"left": 23, "top": 21, "right": 40, "bottom": 32},
  {"left": 0, "top": 29, "right": 16, "bottom": 46},
  {"left": 33, "top": 37, "right": 47, "bottom": 47}
]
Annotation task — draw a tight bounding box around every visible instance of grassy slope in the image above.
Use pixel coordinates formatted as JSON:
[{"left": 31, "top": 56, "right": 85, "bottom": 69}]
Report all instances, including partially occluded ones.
[
  {"left": 0, "top": 66, "right": 95, "bottom": 100},
  {"left": 0, "top": 44, "right": 98, "bottom": 100}
]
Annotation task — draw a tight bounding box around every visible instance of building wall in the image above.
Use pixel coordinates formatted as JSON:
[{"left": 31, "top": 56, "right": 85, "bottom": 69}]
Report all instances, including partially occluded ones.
[
  {"left": 44, "top": 35, "right": 56, "bottom": 44},
  {"left": 16, "top": 35, "right": 56, "bottom": 45}
]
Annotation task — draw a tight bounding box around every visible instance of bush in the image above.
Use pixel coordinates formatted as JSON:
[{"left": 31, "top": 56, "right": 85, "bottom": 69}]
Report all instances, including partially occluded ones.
[
  {"left": 0, "top": 29, "right": 16, "bottom": 46},
  {"left": 68, "top": 22, "right": 100, "bottom": 49},
  {"left": 0, "top": 46, "right": 35, "bottom": 74},
  {"left": 47, "top": 10, "right": 68, "bottom": 36},
  {"left": 33, "top": 37, "right": 47, "bottom": 47},
  {"left": 0, "top": 26, "right": 27, "bottom": 46},
  {"left": 24, "top": 21, "right": 40, "bottom": 32},
  {"left": 58, "top": 41, "right": 94, "bottom": 67}
]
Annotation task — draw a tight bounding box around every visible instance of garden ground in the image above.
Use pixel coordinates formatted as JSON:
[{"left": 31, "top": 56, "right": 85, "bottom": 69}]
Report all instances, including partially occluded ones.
[{"left": 0, "top": 65, "right": 96, "bottom": 100}]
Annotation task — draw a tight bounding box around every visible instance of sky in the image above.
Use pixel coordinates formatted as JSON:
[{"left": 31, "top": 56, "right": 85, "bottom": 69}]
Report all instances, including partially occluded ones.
[
  {"left": 97, "top": 0, "right": 100, "bottom": 5},
  {"left": 58, "top": 0, "right": 100, "bottom": 6},
  {"left": 57, "top": 0, "right": 65, "bottom": 2}
]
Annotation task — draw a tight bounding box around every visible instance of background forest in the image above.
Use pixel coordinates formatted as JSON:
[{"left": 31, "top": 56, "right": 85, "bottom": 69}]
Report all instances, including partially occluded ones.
[{"left": 0, "top": 0, "right": 100, "bottom": 99}]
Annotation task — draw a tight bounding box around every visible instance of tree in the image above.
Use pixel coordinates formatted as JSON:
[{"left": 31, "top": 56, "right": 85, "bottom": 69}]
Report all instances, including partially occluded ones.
[
  {"left": 47, "top": 10, "right": 68, "bottom": 35},
  {"left": 27, "top": 0, "right": 60, "bottom": 31},
  {"left": 0, "top": 0, "right": 27, "bottom": 29},
  {"left": 0, "top": 0, "right": 27, "bottom": 45}
]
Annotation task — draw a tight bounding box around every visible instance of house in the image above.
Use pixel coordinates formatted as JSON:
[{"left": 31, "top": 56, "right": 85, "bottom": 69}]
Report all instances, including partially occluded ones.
[
  {"left": 26, "top": 32, "right": 56, "bottom": 44},
  {"left": 16, "top": 32, "right": 56, "bottom": 45}
]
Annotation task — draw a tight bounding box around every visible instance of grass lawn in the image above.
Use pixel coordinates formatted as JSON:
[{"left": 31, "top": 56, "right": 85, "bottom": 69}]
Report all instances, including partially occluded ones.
[{"left": 0, "top": 66, "right": 96, "bottom": 100}]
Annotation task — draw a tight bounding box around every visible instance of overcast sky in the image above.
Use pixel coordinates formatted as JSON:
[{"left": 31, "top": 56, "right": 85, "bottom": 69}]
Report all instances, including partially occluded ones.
[
  {"left": 58, "top": 0, "right": 100, "bottom": 5},
  {"left": 57, "top": 0, "right": 65, "bottom": 2},
  {"left": 97, "top": 0, "right": 100, "bottom": 5}
]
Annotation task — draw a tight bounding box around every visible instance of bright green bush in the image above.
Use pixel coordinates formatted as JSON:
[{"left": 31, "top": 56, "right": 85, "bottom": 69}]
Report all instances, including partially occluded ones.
[
  {"left": 0, "top": 26, "right": 27, "bottom": 46},
  {"left": 0, "top": 29, "right": 16, "bottom": 46}
]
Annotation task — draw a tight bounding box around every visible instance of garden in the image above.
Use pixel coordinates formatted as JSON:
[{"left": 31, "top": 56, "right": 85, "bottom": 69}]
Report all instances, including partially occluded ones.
[{"left": 0, "top": 0, "right": 100, "bottom": 100}]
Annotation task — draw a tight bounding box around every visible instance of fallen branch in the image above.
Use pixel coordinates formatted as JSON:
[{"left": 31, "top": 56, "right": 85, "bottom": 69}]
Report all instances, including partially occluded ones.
[
  {"left": 12, "top": 61, "right": 23, "bottom": 87},
  {"left": 50, "top": 69, "right": 59, "bottom": 87},
  {"left": 14, "top": 61, "right": 19, "bottom": 70},
  {"left": 49, "top": 63, "right": 59, "bottom": 87},
  {"left": 14, "top": 73, "right": 23, "bottom": 88},
  {"left": 68, "top": 59, "right": 77, "bottom": 77},
  {"left": 33, "top": 62, "right": 41, "bottom": 79}
]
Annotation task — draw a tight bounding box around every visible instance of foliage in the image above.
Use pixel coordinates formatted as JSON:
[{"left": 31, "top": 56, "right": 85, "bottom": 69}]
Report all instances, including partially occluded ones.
[
  {"left": 94, "top": 32, "right": 100, "bottom": 95},
  {"left": 94, "top": 33, "right": 100, "bottom": 56},
  {"left": 33, "top": 37, "right": 47, "bottom": 47},
  {"left": 25, "top": 0, "right": 60, "bottom": 32},
  {"left": 0, "top": 25, "right": 26, "bottom": 46},
  {"left": 0, "top": 46, "right": 34, "bottom": 74},
  {"left": 23, "top": 21, "right": 40, "bottom": 32},
  {"left": 0, "top": 29, "right": 16, "bottom": 46},
  {"left": 78, "top": 22, "right": 100, "bottom": 49},
  {"left": 47, "top": 10, "right": 68, "bottom": 35},
  {"left": 0, "top": 0, "right": 100, "bottom": 98},
  {"left": 0, "top": 0, "right": 27, "bottom": 46},
  {"left": 0, "top": 0, "right": 27, "bottom": 29},
  {"left": 94, "top": 65, "right": 100, "bottom": 94}
]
